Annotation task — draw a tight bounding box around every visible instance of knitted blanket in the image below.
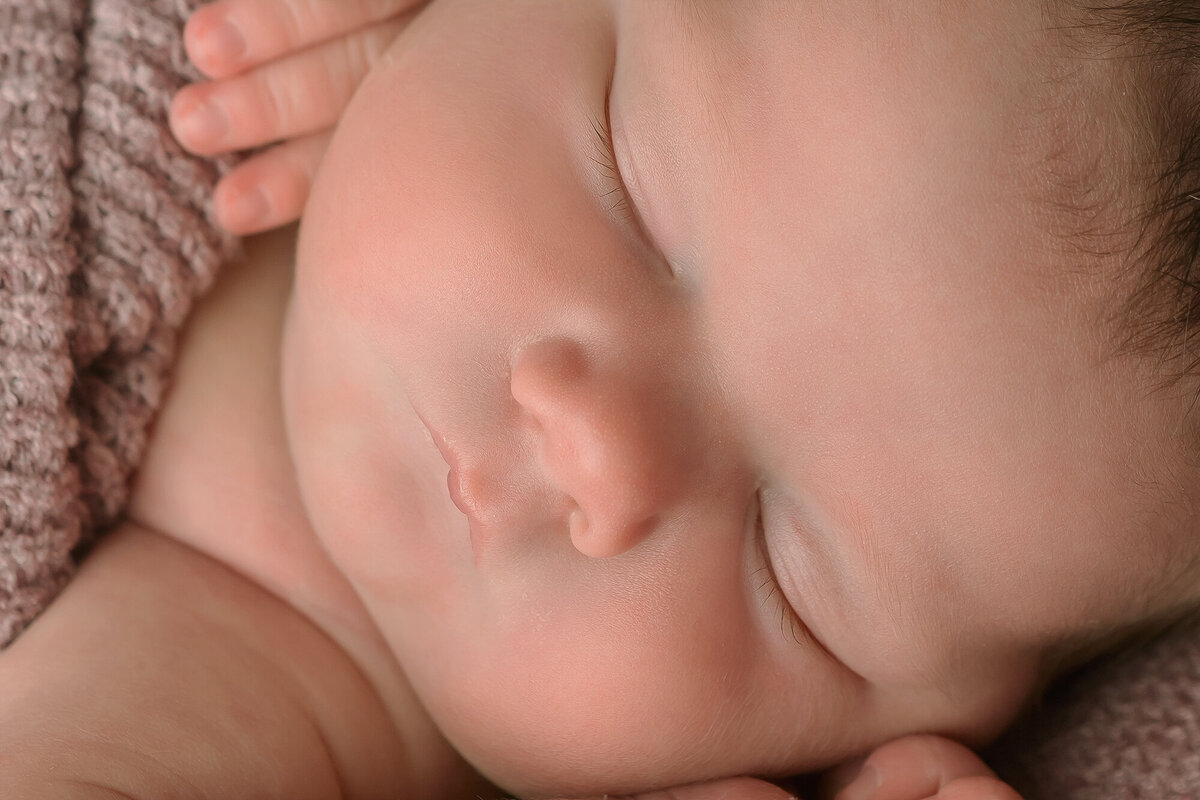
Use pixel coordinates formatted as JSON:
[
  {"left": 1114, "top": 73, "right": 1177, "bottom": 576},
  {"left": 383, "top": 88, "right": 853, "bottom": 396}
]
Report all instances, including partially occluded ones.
[
  {"left": 0, "top": 0, "right": 234, "bottom": 645},
  {"left": 987, "top": 619, "right": 1200, "bottom": 798},
  {"left": 1, "top": 2, "right": 1198, "bottom": 798}
]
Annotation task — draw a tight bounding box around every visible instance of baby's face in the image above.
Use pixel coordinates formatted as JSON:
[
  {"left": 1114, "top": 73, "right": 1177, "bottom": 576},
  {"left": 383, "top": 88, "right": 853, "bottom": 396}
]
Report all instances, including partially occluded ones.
[{"left": 284, "top": 0, "right": 1199, "bottom": 796}]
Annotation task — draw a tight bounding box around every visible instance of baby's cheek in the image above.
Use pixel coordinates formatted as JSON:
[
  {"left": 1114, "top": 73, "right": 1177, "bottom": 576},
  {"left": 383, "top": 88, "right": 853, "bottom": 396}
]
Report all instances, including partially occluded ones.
[
  {"left": 281, "top": 292, "right": 432, "bottom": 597},
  {"left": 412, "top": 624, "right": 747, "bottom": 798}
]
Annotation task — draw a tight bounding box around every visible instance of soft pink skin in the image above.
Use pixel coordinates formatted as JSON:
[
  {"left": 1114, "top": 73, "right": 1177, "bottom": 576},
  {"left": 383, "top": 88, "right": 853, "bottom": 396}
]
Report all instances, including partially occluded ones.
[{"left": 282, "top": 1, "right": 1200, "bottom": 797}]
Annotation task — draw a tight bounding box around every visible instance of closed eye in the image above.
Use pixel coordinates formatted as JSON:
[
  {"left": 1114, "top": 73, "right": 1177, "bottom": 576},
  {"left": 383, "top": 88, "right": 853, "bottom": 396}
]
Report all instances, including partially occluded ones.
[
  {"left": 588, "top": 94, "right": 673, "bottom": 279},
  {"left": 589, "top": 110, "right": 635, "bottom": 222},
  {"left": 754, "top": 489, "right": 815, "bottom": 650}
]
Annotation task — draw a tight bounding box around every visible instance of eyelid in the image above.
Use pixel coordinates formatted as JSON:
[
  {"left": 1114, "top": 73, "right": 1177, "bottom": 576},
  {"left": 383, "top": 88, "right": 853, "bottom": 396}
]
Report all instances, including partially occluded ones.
[
  {"left": 590, "top": 113, "right": 634, "bottom": 221},
  {"left": 591, "top": 90, "right": 673, "bottom": 277},
  {"left": 755, "top": 487, "right": 836, "bottom": 655},
  {"left": 754, "top": 489, "right": 809, "bottom": 648},
  {"left": 758, "top": 489, "right": 847, "bottom": 665}
]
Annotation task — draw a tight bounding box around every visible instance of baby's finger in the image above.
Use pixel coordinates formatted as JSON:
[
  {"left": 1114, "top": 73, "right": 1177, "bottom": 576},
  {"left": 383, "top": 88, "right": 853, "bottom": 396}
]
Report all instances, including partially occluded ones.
[
  {"left": 171, "top": 17, "right": 403, "bottom": 157},
  {"left": 934, "top": 776, "right": 1023, "bottom": 800},
  {"left": 186, "top": 0, "right": 426, "bottom": 79},
  {"left": 212, "top": 131, "right": 330, "bottom": 234},
  {"left": 633, "top": 777, "right": 797, "bottom": 800},
  {"left": 564, "top": 777, "right": 796, "bottom": 800},
  {"left": 834, "top": 735, "right": 996, "bottom": 800}
]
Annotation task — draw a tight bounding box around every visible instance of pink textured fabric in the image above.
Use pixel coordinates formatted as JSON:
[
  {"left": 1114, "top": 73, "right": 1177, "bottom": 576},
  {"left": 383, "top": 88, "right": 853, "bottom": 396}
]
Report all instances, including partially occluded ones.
[
  {"left": 0, "top": 0, "right": 235, "bottom": 646},
  {"left": 988, "top": 619, "right": 1200, "bottom": 799}
]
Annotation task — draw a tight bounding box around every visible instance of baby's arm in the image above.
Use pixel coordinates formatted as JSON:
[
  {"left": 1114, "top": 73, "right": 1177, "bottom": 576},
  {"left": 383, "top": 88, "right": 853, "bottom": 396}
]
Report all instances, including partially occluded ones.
[
  {"left": 171, "top": 0, "right": 426, "bottom": 234},
  {"left": 0, "top": 522, "right": 464, "bottom": 799}
]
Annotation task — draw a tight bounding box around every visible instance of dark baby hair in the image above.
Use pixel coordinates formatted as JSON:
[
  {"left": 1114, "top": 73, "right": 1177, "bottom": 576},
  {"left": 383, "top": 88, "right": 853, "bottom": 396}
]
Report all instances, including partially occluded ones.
[
  {"left": 1067, "top": 3, "right": 1200, "bottom": 391},
  {"left": 1023, "top": 1, "right": 1200, "bottom": 685}
]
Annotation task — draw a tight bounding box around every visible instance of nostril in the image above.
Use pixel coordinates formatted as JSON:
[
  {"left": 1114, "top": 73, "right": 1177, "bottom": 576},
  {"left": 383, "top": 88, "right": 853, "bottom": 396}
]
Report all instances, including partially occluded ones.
[{"left": 568, "top": 507, "right": 587, "bottom": 540}]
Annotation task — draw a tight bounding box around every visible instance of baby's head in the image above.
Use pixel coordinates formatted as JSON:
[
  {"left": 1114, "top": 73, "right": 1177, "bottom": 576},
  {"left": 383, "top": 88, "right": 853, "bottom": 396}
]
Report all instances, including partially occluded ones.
[{"left": 281, "top": 0, "right": 1200, "bottom": 796}]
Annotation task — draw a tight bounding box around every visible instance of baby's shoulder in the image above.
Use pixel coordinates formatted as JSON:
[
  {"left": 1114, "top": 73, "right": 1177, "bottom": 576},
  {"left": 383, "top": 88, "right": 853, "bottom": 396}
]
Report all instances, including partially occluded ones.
[{"left": 127, "top": 226, "right": 372, "bottom": 651}]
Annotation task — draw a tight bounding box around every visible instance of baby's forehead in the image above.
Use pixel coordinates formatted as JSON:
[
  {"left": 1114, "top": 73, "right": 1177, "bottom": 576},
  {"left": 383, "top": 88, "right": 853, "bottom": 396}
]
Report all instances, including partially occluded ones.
[
  {"left": 697, "top": 2, "right": 1138, "bottom": 270},
  {"left": 611, "top": 3, "right": 1101, "bottom": 221},
  {"left": 615, "top": 1, "right": 1090, "bottom": 151}
]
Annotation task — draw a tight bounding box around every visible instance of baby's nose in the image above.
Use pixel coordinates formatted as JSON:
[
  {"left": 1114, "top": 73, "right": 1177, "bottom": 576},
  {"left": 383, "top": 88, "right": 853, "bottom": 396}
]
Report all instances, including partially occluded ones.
[{"left": 509, "top": 337, "right": 690, "bottom": 558}]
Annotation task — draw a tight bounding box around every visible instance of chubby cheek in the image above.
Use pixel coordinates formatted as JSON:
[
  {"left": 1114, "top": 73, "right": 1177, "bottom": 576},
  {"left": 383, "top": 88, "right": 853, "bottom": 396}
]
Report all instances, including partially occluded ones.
[
  {"left": 404, "top": 551, "right": 765, "bottom": 798},
  {"left": 283, "top": 297, "right": 769, "bottom": 796},
  {"left": 279, "top": 300, "right": 438, "bottom": 671}
]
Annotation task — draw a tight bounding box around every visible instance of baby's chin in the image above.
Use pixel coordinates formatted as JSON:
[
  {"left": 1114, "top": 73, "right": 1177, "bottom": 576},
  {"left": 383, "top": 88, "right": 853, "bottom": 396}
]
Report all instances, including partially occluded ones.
[{"left": 422, "top": 687, "right": 743, "bottom": 800}]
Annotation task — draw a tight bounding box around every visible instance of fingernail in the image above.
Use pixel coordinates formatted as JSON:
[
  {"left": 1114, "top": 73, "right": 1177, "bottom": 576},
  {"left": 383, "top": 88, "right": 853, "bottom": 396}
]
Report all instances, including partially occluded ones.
[
  {"left": 837, "top": 764, "right": 880, "bottom": 800},
  {"left": 175, "top": 97, "right": 228, "bottom": 147},
  {"left": 221, "top": 186, "right": 268, "bottom": 232},
  {"left": 197, "top": 20, "right": 245, "bottom": 65}
]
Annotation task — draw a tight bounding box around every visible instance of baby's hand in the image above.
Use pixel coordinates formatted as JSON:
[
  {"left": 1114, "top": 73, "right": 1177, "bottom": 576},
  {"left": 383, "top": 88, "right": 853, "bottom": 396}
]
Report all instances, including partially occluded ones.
[
  {"left": 559, "top": 777, "right": 798, "bottom": 800},
  {"left": 170, "top": 0, "right": 426, "bottom": 234},
  {"left": 826, "top": 735, "right": 1022, "bottom": 800},
  {"left": 554, "top": 736, "right": 1018, "bottom": 800}
]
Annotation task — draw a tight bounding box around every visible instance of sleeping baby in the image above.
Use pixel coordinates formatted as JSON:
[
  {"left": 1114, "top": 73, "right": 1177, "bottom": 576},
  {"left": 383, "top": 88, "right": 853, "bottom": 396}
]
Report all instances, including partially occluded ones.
[{"left": 2, "top": 1, "right": 1199, "bottom": 798}]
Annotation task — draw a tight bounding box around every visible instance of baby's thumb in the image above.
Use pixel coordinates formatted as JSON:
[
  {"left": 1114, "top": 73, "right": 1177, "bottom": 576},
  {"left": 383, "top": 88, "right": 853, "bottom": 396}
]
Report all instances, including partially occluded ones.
[{"left": 829, "top": 734, "right": 1004, "bottom": 800}]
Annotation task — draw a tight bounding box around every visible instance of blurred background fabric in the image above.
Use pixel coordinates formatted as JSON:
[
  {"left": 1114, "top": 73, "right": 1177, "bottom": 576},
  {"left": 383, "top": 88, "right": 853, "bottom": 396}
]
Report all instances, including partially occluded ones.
[{"left": 988, "top": 617, "right": 1200, "bottom": 800}]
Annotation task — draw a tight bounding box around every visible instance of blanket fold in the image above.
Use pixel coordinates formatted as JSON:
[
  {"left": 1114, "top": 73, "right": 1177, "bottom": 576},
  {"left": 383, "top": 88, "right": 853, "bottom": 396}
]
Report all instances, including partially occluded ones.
[{"left": 0, "top": 0, "right": 235, "bottom": 646}]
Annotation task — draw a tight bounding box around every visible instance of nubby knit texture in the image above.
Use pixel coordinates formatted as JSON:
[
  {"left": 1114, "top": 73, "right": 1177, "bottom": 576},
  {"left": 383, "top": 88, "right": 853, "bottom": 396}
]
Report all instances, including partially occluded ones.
[{"left": 0, "top": 0, "right": 234, "bottom": 647}]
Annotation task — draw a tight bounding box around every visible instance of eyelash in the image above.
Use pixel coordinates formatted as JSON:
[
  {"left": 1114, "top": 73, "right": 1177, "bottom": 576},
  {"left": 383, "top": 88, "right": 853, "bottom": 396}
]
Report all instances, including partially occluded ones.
[
  {"left": 589, "top": 103, "right": 678, "bottom": 283},
  {"left": 589, "top": 109, "right": 637, "bottom": 224},
  {"left": 753, "top": 490, "right": 811, "bottom": 649}
]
